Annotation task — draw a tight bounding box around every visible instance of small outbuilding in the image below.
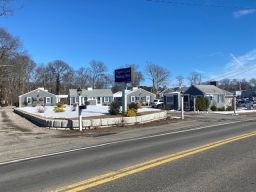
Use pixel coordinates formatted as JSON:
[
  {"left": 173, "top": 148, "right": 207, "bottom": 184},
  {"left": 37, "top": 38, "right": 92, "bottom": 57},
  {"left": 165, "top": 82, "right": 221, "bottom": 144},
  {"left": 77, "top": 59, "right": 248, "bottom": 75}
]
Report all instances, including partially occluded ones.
[
  {"left": 18, "top": 88, "right": 57, "bottom": 108},
  {"left": 113, "top": 87, "right": 156, "bottom": 106}
]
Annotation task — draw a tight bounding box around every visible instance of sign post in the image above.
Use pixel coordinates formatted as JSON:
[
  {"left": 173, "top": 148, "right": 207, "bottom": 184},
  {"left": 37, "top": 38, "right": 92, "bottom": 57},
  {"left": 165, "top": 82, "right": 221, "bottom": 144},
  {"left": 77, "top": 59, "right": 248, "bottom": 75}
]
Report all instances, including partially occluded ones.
[
  {"left": 181, "top": 92, "right": 184, "bottom": 120},
  {"left": 115, "top": 67, "right": 134, "bottom": 114}
]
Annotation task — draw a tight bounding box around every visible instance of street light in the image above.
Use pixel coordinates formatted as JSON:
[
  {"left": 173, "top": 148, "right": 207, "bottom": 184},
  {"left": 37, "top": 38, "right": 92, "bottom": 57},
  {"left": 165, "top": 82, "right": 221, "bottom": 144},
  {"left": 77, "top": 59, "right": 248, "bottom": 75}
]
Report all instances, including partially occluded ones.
[{"left": 77, "top": 87, "right": 82, "bottom": 131}]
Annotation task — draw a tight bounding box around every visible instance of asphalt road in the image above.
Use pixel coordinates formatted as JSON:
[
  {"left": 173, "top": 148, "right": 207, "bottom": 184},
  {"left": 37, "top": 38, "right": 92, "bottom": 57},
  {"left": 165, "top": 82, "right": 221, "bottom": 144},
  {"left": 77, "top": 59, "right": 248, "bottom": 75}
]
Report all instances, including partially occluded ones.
[{"left": 1, "top": 119, "right": 256, "bottom": 192}]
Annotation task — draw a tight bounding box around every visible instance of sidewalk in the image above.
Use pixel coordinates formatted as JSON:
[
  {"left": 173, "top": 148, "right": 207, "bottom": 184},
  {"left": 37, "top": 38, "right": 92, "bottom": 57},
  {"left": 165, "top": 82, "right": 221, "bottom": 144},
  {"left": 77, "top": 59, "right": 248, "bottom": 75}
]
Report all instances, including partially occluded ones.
[{"left": 0, "top": 107, "right": 255, "bottom": 164}]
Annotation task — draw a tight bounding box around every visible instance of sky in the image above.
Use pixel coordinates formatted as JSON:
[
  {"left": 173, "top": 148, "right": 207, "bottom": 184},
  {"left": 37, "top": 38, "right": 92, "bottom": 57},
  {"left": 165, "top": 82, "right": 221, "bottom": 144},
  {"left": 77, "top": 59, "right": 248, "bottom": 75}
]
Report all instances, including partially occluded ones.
[{"left": 1, "top": 0, "right": 256, "bottom": 87}]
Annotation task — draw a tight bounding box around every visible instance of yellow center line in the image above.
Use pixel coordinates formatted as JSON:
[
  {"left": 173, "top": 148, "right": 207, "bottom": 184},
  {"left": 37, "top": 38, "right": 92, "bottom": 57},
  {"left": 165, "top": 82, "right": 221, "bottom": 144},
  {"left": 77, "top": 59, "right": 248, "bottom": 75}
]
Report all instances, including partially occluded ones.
[{"left": 55, "top": 131, "right": 256, "bottom": 192}]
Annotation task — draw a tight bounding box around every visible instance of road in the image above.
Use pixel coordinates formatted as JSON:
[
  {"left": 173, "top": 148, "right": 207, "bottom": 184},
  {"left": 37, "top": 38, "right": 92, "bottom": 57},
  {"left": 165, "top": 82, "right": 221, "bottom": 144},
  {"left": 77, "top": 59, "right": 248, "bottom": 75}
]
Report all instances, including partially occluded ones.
[{"left": 1, "top": 119, "right": 256, "bottom": 192}]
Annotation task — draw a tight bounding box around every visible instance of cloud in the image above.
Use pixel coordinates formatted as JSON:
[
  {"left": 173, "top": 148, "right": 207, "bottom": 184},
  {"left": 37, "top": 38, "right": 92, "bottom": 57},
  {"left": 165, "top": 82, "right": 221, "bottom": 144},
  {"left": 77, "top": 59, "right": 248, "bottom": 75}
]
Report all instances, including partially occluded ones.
[
  {"left": 233, "top": 9, "right": 256, "bottom": 18},
  {"left": 210, "top": 49, "right": 256, "bottom": 80}
]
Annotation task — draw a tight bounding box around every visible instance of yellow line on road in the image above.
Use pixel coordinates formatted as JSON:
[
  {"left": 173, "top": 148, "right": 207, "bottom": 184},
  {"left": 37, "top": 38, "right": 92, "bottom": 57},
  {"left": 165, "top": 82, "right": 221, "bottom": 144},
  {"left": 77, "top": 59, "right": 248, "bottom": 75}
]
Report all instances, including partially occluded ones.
[{"left": 55, "top": 131, "right": 256, "bottom": 192}]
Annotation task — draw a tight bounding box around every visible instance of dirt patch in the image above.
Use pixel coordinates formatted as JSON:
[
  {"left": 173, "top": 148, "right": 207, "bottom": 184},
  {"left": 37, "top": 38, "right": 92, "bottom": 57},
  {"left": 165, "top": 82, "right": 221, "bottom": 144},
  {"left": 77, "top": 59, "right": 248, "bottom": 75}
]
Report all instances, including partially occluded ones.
[{"left": 1, "top": 111, "right": 32, "bottom": 132}]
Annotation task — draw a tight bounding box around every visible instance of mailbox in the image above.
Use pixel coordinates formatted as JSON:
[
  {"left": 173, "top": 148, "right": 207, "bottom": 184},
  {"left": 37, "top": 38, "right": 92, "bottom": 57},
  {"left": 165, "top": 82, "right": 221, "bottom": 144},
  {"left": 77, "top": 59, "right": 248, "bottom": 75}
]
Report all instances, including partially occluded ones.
[{"left": 79, "top": 105, "right": 87, "bottom": 110}]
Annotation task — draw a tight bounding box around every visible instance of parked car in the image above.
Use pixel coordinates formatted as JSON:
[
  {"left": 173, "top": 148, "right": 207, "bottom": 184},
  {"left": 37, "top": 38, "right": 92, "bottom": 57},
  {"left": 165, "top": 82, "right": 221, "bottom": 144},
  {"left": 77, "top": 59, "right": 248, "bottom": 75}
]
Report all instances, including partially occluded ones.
[
  {"left": 238, "top": 99, "right": 256, "bottom": 109},
  {"left": 152, "top": 99, "right": 164, "bottom": 108}
]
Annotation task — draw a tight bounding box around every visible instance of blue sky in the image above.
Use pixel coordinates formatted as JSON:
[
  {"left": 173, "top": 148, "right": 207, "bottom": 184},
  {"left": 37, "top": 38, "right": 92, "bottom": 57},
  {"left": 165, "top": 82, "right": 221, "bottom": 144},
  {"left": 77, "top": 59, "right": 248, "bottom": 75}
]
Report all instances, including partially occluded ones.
[{"left": 1, "top": 0, "right": 256, "bottom": 86}]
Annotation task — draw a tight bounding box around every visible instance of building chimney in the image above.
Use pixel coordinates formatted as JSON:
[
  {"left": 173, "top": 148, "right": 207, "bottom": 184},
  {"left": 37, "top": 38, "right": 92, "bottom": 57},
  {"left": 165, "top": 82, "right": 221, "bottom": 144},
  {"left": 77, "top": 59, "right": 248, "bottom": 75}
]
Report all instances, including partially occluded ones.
[{"left": 210, "top": 81, "right": 218, "bottom": 87}]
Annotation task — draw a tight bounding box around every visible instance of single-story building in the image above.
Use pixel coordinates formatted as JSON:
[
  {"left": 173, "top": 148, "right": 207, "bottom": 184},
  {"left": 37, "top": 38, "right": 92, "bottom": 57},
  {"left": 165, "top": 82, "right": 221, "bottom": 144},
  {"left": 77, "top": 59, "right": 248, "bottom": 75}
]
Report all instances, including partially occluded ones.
[
  {"left": 163, "top": 92, "right": 181, "bottom": 110},
  {"left": 162, "top": 87, "right": 188, "bottom": 110},
  {"left": 18, "top": 88, "right": 57, "bottom": 108},
  {"left": 184, "top": 84, "right": 233, "bottom": 110},
  {"left": 113, "top": 87, "right": 156, "bottom": 106},
  {"left": 69, "top": 88, "right": 113, "bottom": 106}
]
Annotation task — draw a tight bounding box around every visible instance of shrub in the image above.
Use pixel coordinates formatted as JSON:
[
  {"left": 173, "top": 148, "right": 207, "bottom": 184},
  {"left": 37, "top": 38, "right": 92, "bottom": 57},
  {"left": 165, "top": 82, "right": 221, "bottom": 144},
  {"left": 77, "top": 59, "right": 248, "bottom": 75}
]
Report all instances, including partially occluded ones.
[
  {"left": 196, "top": 96, "right": 209, "bottom": 111},
  {"left": 125, "top": 108, "right": 137, "bottom": 117},
  {"left": 54, "top": 106, "right": 65, "bottom": 112},
  {"left": 23, "top": 101, "right": 28, "bottom": 106},
  {"left": 217, "top": 107, "right": 225, "bottom": 111},
  {"left": 210, "top": 105, "right": 217, "bottom": 111},
  {"left": 37, "top": 106, "right": 46, "bottom": 113},
  {"left": 57, "top": 102, "right": 65, "bottom": 108},
  {"left": 128, "top": 102, "right": 139, "bottom": 112},
  {"left": 226, "top": 106, "right": 234, "bottom": 111},
  {"left": 72, "top": 103, "right": 77, "bottom": 111},
  {"left": 109, "top": 101, "right": 120, "bottom": 115}
]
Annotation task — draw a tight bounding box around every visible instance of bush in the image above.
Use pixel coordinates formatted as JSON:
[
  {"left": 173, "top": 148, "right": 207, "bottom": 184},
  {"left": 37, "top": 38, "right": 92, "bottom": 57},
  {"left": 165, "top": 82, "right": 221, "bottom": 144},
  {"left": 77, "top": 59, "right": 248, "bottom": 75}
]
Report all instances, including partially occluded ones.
[
  {"left": 196, "top": 96, "right": 209, "bottom": 111},
  {"left": 226, "top": 106, "right": 234, "bottom": 111},
  {"left": 217, "top": 107, "right": 225, "bottom": 111},
  {"left": 37, "top": 106, "right": 46, "bottom": 113},
  {"left": 54, "top": 106, "right": 65, "bottom": 112},
  {"left": 109, "top": 101, "right": 120, "bottom": 115},
  {"left": 125, "top": 108, "right": 137, "bottom": 117},
  {"left": 57, "top": 102, "right": 65, "bottom": 108},
  {"left": 210, "top": 105, "right": 217, "bottom": 111},
  {"left": 128, "top": 102, "right": 139, "bottom": 112},
  {"left": 72, "top": 103, "right": 77, "bottom": 111}
]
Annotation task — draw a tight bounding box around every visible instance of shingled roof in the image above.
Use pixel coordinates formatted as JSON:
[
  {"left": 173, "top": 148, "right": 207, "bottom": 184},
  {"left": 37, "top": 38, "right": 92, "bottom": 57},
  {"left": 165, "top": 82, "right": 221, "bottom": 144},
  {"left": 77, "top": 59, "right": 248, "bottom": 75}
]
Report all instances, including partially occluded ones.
[
  {"left": 69, "top": 89, "right": 113, "bottom": 97},
  {"left": 192, "top": 85, "right": 232, "bottom": 95}
]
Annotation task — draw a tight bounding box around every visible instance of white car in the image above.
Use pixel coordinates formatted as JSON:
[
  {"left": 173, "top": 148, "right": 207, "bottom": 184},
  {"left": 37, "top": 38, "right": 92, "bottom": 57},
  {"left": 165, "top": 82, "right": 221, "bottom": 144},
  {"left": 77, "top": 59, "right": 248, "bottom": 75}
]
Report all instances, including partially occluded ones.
[{"left": 152, "top": 99, "right": 164, "bottom": 108}]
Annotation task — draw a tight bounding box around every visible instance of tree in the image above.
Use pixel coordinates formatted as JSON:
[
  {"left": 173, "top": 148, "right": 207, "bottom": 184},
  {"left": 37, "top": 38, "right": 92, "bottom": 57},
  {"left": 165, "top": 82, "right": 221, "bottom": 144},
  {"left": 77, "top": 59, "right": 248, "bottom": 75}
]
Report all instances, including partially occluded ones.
[
  {"left": 145, "top": 63, "right": 170, "bottom": 92},
  {"left": 176, "top": 75, "right": 184, "bottom": 88},
  {"left": 0, "top": 0, "right": 15, "bottom": 16},
  {"left": 47, "top": 60, "right": 73, "bottom": 95},
  {"left": 188, "top": 72, "right": 202, "bottom": 85},
  {"left": 74, "top": 67, "right": 91, "bottom": 89},
  {"left": 0, "top": 27, "right": 20, "bottom": 60},
  {"left": 88, "top": 60, "right": 108, "bottom": 88},
  {"left": 0, "top": 27, "right": 22, "bottom": 105}
]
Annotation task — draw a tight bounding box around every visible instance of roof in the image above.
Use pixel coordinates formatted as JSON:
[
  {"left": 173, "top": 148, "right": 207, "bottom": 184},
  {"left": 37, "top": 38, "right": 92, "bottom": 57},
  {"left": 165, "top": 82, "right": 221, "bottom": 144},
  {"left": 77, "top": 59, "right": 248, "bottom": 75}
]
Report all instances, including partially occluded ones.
[
  {"left": 192, "top": 85, "right": 232, "bottom": 95},
  {"left": 113, "top": 88, "right": 155, "bottom": 97},
  {"left": 69, "top": 89, "right": 113, "bottom": 97},
  {"left": 113, "top": 90, "right": 133, "bottom": 97},
  {"left": 19, "top": 88, "right": 56, "bottom": 97}
]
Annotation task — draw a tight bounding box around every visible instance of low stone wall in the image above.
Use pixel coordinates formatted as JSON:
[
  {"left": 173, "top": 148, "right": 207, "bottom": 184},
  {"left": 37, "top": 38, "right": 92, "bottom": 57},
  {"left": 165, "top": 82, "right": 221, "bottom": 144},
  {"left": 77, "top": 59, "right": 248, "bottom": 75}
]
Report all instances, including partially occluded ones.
[{"left": 14, "top": 108, "right": 167, "bottom": 129}]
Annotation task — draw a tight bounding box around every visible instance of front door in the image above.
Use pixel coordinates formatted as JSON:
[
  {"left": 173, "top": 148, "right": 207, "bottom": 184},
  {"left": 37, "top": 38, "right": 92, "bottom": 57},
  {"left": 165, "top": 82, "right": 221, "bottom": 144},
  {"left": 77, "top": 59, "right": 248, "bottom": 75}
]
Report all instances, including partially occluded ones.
[
  {"left": 97, "top": 97, "right": 101, "bottom": 105},
  {"left": 173, "top": 95, "right": 178, "bottom": 110}
]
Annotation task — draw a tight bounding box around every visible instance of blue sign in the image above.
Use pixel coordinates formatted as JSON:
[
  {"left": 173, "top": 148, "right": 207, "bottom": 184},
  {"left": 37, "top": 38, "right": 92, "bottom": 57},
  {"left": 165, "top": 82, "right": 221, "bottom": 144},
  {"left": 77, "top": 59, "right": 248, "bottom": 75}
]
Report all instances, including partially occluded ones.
[{"left": 115, "top": 67, "right": 134, "bottom": 83}]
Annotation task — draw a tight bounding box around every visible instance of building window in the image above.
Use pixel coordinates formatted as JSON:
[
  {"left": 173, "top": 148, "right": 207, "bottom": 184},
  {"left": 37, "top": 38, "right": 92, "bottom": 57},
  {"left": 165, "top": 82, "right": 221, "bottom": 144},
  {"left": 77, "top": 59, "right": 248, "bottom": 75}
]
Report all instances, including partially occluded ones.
[
  {"left": 46, "top": 97, "right": 51, "bottom": 104},
  {"left": 131, "top": 96, "right": 136, "bottom": 102},
  {"left": 26, "top": 97, "right": 32, "bottom": 104},
  {"left": 166, "top": 96, "right": 173, "bottom": 103},
  {"left": 104, "top": 97, "right": 109, "bottom": 102},
  {"left": 184, "top": 95, "right": 189, "bottom": 102},
  {"left": 146, "top": 96, "right": 150, "bottom": 102}
]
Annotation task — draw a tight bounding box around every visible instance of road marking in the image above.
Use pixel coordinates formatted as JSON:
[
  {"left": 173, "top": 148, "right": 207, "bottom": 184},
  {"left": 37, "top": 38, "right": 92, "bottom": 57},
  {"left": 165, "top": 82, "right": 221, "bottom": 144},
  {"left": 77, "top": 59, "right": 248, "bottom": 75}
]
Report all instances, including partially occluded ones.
[
  {"left": 0, "top": 118, "right": 256, "bottom": 166},
  {"left": 56, "top": 131, "right": 256, "bottom": 192}
]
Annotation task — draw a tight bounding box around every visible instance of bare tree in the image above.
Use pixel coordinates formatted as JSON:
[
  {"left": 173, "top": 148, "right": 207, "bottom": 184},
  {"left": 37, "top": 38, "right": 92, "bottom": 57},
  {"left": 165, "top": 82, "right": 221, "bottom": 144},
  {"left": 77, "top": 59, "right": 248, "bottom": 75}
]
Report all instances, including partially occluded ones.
[
  {"left": 34, "top": 64, "right": 48, "bottom": 88},
  {"left": 74, "top": 67, "right": 91, "bottom": 89},
  {"left": 145, "top": 63, "right": 170, "bottom": 92},
  {"left": 47, "top": 60, "right": 73, "bottom": 95},
  {"left": 88, "top": 60, "right": 107, "bottom": 89},
  {"left": 0, "top": 0, "right": 15, "bottom": 16},
  {"left": 0, "top": 27, "right": 20, "bottom": 60},
  {"left": 0, "top": 27, "right": 21, "bottom": 105},
  {"left": 188, "top": 72, "right": 202, "bottom": 85},
  {"left": 176, "top": 75, "right": 184, "bottom": 89}
]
